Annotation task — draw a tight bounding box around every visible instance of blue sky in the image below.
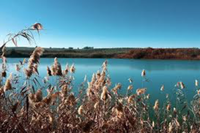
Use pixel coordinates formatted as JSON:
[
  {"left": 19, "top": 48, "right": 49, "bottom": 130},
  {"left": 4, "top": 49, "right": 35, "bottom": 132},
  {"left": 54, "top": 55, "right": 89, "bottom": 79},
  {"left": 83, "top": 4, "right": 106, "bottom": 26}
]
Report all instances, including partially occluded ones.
[{"left": 0, "top": 0, "right": 200, "bottom": 48}]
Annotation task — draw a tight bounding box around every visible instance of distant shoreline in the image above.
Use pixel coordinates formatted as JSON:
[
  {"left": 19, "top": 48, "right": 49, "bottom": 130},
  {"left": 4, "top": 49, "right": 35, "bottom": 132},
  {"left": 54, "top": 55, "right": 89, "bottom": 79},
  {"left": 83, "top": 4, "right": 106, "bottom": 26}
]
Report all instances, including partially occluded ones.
[{"left": 3, "top": 47, "right": 200, "bottom": 60}]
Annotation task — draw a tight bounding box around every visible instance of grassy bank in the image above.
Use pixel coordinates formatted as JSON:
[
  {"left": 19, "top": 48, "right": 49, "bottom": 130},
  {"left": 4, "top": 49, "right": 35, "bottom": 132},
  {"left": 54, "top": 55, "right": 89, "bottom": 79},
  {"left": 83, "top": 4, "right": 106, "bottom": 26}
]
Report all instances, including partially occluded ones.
[
  {"left": 4, "top": 47, "right": 130, "bottom": 58},
  {"left": 4, "top": 47, "right": 200, "bottom": 60}
]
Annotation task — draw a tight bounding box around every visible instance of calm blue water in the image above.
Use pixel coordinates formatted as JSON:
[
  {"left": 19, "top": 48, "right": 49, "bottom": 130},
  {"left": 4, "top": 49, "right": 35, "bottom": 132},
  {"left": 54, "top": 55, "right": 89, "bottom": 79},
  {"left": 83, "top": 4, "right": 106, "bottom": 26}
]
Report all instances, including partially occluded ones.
[{"left": 6, "top": 58, "right": 200, "bottom": 106}]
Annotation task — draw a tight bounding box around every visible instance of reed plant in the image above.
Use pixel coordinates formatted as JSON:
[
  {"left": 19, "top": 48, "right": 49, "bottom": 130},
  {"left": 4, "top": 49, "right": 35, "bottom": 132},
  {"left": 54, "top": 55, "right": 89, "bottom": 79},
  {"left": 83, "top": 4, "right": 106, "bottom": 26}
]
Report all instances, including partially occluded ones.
[{"left": 0, "top": 23, "right": 200, "bottom": 132}]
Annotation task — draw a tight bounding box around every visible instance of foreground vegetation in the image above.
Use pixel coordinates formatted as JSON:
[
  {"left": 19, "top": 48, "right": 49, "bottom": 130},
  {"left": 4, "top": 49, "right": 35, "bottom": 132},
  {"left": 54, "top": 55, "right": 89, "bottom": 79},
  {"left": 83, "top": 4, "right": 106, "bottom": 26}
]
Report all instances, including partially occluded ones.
[
  {"left": 1, "top": 23, "right": 200, "bottom": 132},
  {"left": 0, "top": 46, "right": 200, "bottom": 132}
]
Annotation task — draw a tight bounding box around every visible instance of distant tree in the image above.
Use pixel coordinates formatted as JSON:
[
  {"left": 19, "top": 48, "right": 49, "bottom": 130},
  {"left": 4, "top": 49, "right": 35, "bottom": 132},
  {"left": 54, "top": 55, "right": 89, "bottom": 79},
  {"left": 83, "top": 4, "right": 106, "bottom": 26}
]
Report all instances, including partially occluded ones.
[
  {"left": 69, "top": 47, "right": 73, "bottom": 50},
  {"left": 83, "top": 46, "right": 94, "bottom": 49}
]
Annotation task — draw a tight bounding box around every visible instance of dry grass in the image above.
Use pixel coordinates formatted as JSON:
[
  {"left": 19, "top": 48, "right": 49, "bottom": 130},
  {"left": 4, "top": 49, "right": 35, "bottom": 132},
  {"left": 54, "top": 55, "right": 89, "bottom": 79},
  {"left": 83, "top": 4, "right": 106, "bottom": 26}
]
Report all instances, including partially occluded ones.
[
  {"left": 0, "top": 52, "right": 200, "bottom": 132},
  {"left": 0, "top": 24, "right": 200, "bottom": 132}
]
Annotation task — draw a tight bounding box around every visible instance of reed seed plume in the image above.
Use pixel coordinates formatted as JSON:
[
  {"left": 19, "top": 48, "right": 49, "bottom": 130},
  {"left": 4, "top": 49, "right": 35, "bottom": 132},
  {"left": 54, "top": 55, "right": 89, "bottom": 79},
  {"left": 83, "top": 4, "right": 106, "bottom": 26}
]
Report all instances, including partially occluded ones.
[
  {"left": 47, "top": 66, "right": 52, "bottom": 76},
  {"left": 195, "top": 79, "right": 199, "bottom": 87},
  {"left": 94, "top": 101, "right": 99, "bottom": 109},
  {"left": 106, "top": 77, "right": 111, "bottom": 86},
  {"left": 3, "top": 73, "right": 12, "bottom": 92},
  {"left": 61, "top": 83, "right": 68, "bottom": 97},
  {"left": 166, "top": 103, "right": 171, "bottom": 111},
  {"left": 24, "top": 47, "right": 44, "bottom": 78},
  {"left": 141, "top": 69, "right": 146, "bottom": 77},
  {"left": 179, "top": 81, "right": 185, "bottom": 89},
  {"left": 32, "top": 23, "right": 43, "bottom": 31},
  {"left": 127, "top": 94, "right": 136, "bottom": 104},
  {"left": 173, "top": 107, "right": 177, "bottom": 115},
  {"left": 51, "top": 57, "right": 62, "bottom": 76},
  {"left": 15, "top": 64, "right": 20, "bottom": 71},
  {"left": 101, "top": 86, "right": 109, "bottom": 101},
  {"left": 128, "top": 78, "right": 133, "bottom": 83},
  {"left": 153, "top": 99, "right": 159, "bottom": 111},
  {"left": 35, "top": 89, "right": 43, "bottom": 102},
  {"left": 197, "top": 90, "right": 200, "bottom": 95},
  {"left": 63, "top": 63, "right": 69, "bottom": 75},
  {"left": 29, "top": 47, "right": 44, "bottom": 64},
  {"left": 127, "top": 85, "right": 133, "bottom": 91},
  {"left": 78, "top": 105, "right": 84, "bottom": 115},
  {"left": 102, "top": 60, "right": 108, "bottom": 68},
  {"left": 136, "top": 88, "right": 146, "bottom": 95},
  {"left": 112, "top": 83, "right": 122, "bottom": 95},
  {"left": 70, "top": 63, "right": 76, "bottom": 73},
  {"left": 146, "top": 94, "right": 150, "bottom": 99},
  {"left": 160, "top": 85, "right": 164, "bottom": 91}
]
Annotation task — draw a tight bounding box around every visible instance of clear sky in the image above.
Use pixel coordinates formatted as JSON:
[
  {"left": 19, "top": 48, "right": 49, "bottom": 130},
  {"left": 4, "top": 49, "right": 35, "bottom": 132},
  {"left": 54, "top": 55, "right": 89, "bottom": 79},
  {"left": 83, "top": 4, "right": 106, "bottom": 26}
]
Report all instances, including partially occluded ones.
[{"left": 0, "top": 0, "right": 200, "bottom": 48}]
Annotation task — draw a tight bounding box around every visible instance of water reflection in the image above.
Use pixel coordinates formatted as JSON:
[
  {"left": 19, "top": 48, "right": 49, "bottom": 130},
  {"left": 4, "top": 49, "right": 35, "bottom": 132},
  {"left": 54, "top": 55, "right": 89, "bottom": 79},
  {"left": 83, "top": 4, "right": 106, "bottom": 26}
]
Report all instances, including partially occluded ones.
[{"left": 7, "top": 58, "right": 200, "bottom": 71}]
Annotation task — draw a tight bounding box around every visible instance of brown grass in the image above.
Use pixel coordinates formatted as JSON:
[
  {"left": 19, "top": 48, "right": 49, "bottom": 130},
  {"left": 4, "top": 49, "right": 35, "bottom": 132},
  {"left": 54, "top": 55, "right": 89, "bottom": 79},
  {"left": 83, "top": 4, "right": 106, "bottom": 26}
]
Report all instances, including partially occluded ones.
[
  {"left": 0, "top": 51, "right": 200, "bottom": 132},
  {"left": 0, "top": 24, "right": 200, "bottom": 132}
]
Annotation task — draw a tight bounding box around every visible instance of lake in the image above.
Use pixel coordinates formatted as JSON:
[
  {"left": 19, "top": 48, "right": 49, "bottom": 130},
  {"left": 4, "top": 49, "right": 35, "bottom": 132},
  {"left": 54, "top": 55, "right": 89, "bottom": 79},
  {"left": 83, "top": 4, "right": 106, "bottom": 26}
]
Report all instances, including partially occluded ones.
[{"left": 6, "top": 58, "right": 200, "bottom": 107}]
